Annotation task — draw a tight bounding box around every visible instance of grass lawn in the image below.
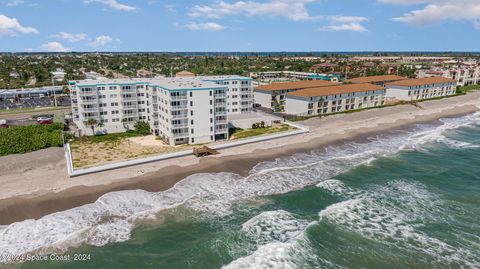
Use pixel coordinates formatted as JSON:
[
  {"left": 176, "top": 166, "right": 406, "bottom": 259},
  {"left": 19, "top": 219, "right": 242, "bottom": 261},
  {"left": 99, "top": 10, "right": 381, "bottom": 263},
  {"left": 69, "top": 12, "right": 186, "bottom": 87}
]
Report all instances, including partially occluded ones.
[
  {"left": 230, "top": 124, "right": 293, "bottom": 139},
  {"left": 457, "top": 84, "right": 480, "bottom": 94}
]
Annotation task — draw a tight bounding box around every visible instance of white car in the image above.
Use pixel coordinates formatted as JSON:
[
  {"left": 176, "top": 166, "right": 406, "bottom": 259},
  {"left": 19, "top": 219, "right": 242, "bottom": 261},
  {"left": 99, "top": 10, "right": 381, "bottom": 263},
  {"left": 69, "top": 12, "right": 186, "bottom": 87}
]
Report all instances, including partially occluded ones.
[{"left": 36, "top": 117, "right": 52, "bottom": 122}]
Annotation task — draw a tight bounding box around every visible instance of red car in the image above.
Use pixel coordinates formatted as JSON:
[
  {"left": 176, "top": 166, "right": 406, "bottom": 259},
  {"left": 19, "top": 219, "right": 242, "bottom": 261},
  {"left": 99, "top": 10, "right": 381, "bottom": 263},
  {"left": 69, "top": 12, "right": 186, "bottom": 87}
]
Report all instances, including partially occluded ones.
[{"left": 37, "top": 117, "right": 53, "bottom": 125}]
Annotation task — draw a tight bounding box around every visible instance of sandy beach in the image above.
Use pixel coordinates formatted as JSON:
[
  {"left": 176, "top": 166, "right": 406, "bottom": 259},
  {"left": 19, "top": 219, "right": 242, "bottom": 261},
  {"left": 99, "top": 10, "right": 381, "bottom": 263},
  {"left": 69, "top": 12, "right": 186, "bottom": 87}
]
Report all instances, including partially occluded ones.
[{"left": 1, "top": 91, "right": 479, "bottom": 225}]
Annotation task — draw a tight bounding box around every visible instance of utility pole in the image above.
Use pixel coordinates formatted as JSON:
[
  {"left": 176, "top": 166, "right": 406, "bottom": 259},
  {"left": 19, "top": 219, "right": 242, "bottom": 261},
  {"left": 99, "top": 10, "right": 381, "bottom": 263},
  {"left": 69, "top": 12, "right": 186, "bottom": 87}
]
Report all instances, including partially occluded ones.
[{"left": 52, "top": 76, "right": 58, "bottom": 107}]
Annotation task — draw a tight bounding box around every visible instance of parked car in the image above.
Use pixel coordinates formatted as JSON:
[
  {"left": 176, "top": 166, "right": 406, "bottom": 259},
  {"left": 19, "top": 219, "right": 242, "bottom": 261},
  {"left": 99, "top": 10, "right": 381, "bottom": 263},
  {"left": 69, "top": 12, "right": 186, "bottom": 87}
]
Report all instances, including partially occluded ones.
[
  {"left": 0, "top": 119, "right": 8, "bottom": 129},
  {"left": 37, "top": 117, "right": 53, "bottom": 124}
]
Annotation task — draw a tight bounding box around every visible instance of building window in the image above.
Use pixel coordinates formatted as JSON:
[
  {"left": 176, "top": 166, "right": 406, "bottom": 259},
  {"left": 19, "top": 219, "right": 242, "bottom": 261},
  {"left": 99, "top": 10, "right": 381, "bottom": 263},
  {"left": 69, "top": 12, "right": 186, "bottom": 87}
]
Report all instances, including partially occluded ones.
[
  {"left": 191, "top": 128, "right": 194, "bottom": 134},
  {"left": 190, "top": 92, "right": 193, "bottom": 97}
]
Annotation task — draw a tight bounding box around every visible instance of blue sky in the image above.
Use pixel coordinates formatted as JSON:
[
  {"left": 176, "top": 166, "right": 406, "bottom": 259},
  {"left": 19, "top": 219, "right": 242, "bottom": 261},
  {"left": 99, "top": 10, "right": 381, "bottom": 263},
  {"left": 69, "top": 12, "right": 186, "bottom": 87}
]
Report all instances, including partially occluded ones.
[{"left": 1, "top": 0, "right": 480, "bottom": 52}]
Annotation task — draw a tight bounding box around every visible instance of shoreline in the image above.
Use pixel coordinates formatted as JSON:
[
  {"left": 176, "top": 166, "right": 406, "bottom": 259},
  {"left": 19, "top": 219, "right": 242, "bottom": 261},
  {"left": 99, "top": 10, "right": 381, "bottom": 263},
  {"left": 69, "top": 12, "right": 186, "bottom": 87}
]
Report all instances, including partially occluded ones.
[{"left": 0, "top": 92, "right": 479, "bottom": 225}]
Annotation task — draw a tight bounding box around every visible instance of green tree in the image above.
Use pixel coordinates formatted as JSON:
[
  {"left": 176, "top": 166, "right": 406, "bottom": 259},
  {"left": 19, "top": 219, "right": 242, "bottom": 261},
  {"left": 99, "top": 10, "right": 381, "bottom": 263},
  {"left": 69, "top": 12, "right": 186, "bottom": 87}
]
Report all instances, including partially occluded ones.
[
  {"left": 87, "top": 118, "right": 98, "bottom": 135},
  {"left": 134, "top": 121, "right": 151, "bottom": 135}
]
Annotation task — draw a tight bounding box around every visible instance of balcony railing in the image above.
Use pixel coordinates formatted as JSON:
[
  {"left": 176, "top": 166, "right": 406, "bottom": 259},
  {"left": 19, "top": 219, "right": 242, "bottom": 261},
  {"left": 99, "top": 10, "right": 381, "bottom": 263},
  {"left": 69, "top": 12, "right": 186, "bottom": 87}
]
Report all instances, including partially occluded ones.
[
  {"left": 215, "top": 128, "right": 228, "bottom": 133},
  {"left": 171, "top": 95, "right": 188, "bottom": 101},
  {"left": 173, "top": 132, "right": 189, "bottom": 138},
  {"left": 81, "top": 108, "right": 99, "bottom": 113},
  {"left": 79, "top": 91, "right": 97, "bottom": 96},
  {"left": 122, "top": 97, "right": 137, "bottom": 101},
  {"left": 172, "top": 122, "right": 188, "bottom": 128},
  {"left": 171, "top": 113, "right": 188, "bottom": 119},
  {"left": 215, "top": 110, "right": 227, "bottom": 115},
  {"left": 214, "top": 93, "right": 227, "bottom": 98},
  {"left": 121, "top": 88, "right": 137, "bottom": 93},
  {"left": 122, "top": 105, "right": 138, "bottom": 109},
  {"left": 215, "top": 119, "right": 228, "bottom": 124},
  {"left": 80, "top": 99, "right": 98, "bottom": 104},
  {"left": 171, "top": 105, "right": 188, "bottom": 111}
]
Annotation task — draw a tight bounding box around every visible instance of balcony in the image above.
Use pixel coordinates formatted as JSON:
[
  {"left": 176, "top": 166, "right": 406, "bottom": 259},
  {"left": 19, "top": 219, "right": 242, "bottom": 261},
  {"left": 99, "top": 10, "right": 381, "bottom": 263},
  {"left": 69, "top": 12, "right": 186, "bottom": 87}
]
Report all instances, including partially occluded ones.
[
  {"left": 80, "top": 99, "right": 98, "bottom": 104},
  {"left": 121, "top": 88, "right": 137, "bottom": 93},
  {"left": 122, "top": 104, "right": 138, "bottom": 109},
  {"left": 122, "top": 97, "right": 137, "bottom": 101},
  {"left": 214, "top": 93, "right": 227, "bottom": 98},
  {"left": 81, "top": 107, "right": 99, "bottom": 113},
  {"left": 173, "top": 132, "right": 189, "bottom": 138},
  {"left": 171, "top": 95, "right": 188, "bottom": 101},
  {"left": 171, "top": 113, "right": 188, "bottom": 119},
  {"left": 172, "top": 122, "right": 188, "bottom": 128},
  {"left": 171, "top": 105, "right": 188, "bottom": 111},
  {"left": 215, "top": 128, "right": 228, "bottom": 133},
  {"left": 215, "top": 110, "right": 227, "bottom": 116},
  {"left": 79, "top": 91, "right": 97, "bottom": 96},
  {"left": 215, "top": 119, "right": 228, "bottom": 124}
]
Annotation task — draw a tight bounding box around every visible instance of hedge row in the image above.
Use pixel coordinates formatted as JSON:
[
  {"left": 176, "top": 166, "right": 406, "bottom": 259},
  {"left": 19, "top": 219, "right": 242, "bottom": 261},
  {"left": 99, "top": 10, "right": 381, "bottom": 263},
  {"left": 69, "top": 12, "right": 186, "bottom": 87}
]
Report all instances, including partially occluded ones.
[{"left": 0, "top": 123, "right": 64, "bottom": 156}]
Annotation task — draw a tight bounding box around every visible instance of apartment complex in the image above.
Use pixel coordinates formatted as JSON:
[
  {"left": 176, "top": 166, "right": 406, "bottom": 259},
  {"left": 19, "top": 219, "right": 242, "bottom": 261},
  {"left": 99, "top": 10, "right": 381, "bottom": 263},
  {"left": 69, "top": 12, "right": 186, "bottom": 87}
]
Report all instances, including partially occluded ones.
[
  {"left": 285, "top": 83, "right": 385, "bottom": 116},
  {"left": 385, "top": 77, "right": 457, "bottom": 101},
  {"left": 254, "top": 80, "right": 338, "bottom": 112},
  {"left": 416, "top": 66, "right": 480, "bottom": 86},
  {"left": 346, "top": 75, "right": 406, "bottom": 86},
  {"left": 69, "top": 75, "right": 252, "bottom": 145},
  {"left": 249, "top": 71, "right": 341, "bottom": 82}
]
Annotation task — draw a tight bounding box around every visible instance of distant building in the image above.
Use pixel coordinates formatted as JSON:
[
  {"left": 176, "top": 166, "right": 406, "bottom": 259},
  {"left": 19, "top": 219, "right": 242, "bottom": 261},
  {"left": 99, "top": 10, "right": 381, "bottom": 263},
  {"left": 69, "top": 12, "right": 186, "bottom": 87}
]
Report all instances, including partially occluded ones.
[
  {"left": 416, "top": 66, "right": 480, "bottom": 86},
  {"left": 9, "top": 71, "right": 19, "bottom": 78},
  {"left": 175, "top": 71, "right": 196, "bottom": 78},
  {"left": 249, "top": 71, "right": 341, "bottom": 82},
  {"left": 346, "top": 75, "right": 406, "bottom": 86},
  {"left": 254, "top": 80, "right": 338, "bottom": 112},
  {"left": 285, "top": 83, "right": 386, "bottom": 116},
  {"left": 84, "top": 71, "right": 105, "bottom": 80},
  {"left": 51, "top": 69, "right": 66, "bottom": 82},
  {"left": 385, "top": 77, "right": 457, "bottom": 101}
]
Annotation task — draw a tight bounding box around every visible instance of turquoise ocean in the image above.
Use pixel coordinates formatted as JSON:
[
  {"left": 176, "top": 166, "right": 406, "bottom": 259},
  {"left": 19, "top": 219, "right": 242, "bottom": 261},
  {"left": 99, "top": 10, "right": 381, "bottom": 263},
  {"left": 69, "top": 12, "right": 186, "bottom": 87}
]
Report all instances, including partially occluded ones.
[{"left": 1, "top": 112, "right": 480, "bottom": 269}]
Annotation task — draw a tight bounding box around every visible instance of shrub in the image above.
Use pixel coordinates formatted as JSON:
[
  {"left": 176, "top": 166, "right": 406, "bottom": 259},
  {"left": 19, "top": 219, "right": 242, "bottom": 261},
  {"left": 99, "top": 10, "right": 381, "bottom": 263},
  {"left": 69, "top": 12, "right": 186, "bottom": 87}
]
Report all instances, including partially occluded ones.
[
  {"left": 134, "top": 121, "right": 151, "bottom": 135},
  {"left": 0, "top": 123, "right": 64, "bottom": 156}
]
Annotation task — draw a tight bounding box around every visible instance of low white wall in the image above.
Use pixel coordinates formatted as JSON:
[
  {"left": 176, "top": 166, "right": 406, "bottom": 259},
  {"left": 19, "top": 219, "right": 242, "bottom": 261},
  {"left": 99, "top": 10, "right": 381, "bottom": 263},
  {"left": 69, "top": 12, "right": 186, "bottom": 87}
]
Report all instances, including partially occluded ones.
[{"left": 66, "top": 121, "right": 309, "bottom": 177}]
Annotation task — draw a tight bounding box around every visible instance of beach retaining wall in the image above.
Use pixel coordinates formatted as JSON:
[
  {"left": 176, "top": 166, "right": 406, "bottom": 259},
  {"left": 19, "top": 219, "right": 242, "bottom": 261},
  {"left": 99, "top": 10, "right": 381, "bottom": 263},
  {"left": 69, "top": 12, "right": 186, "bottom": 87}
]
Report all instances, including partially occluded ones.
[{"left": 65, "top": 121, "right": 309, "bottom": 177}]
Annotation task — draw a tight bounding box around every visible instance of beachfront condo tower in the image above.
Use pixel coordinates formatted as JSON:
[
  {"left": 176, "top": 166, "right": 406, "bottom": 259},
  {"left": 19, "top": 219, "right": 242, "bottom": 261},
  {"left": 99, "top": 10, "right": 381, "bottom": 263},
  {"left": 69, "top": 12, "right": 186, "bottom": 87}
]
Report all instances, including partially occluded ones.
[{"left": 68, "top": 75, "right": 253, "bottom": 145}]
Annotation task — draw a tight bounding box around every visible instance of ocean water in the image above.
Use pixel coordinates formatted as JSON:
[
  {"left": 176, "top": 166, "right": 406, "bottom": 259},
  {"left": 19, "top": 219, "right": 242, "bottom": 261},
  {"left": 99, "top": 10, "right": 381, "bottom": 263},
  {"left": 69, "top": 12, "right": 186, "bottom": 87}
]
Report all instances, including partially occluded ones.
[{"left": 1, "top": 112, "right": 480, "bottom": 269}]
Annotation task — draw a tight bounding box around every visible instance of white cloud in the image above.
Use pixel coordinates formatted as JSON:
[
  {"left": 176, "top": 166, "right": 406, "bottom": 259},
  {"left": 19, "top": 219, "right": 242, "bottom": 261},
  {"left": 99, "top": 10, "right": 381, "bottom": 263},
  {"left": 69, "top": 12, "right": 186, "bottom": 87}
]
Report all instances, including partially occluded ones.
[
  {"left": 84, "top": 0, "right": 136, "bottom": 11},
  {"left": 329, "top": 15, "right": 368, "bottom": 24},
  {"left": 88, "top": 35, "right": 114, "bottom": 47},
  {"left": 380, "top": 0, "right": 480, "bottom": 29},
  {"left": 189, "top": 0, "right": 317, "bottom": 21},
  {"left": 6, "top": 0, "right": 24, "bottom": 7},
  {"left": 164, "top": 4, "right": 175, "bottom": 12},
  {"left": 51, "top": 32, "right": 88, "bottom": 42},
  {"left": 41, "top": 42, "right": 71, "bottom": 52},
  {"left": 318, "top": 15, "right": 369, "bottom": 32},
  {"left": 0, "top": 14, "right": 38, "bottom": 36},
  {"left": 183, "top": 22, "right": 226, "bottom": 31},
  {"left": 319, "top": 23, "right": 368, "bottom": 32}
]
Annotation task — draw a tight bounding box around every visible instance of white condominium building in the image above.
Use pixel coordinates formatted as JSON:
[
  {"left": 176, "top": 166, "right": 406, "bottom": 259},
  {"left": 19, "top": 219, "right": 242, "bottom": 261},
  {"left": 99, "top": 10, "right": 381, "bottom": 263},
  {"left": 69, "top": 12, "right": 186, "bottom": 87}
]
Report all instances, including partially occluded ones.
[
  {"left": 416, "top": 66, "right": 480, "bottom": 86},
  {"left": 385, "top": 77, "right": 457, "bottom": 101},
  {"left": 284, "top": 83, "right": 386, "bottom": 116},
  {"left": 69, "top": 75, "right": 252, "bottom": 145},
  {"left": 200, "top": 75, "right": 253, "bottom": 114}
]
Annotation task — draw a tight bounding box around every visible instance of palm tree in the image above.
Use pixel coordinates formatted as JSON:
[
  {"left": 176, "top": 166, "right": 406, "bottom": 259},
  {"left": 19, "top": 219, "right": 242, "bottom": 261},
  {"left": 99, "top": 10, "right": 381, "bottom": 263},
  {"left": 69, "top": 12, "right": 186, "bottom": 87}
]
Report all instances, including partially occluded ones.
[{"left": 86, "top": 118, "right": 97, "bottom": 135}]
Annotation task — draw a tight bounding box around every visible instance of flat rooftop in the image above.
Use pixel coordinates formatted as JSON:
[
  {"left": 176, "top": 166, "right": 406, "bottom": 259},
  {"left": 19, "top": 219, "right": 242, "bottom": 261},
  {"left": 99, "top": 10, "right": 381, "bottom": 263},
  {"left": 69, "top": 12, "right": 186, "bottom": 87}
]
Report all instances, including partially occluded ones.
[
  {"left": 255, "top": 80, "right": 338, "bottom": 92},
  {"left": 71, "top": 77, "right": 227, "bottom": 90},
  {"left": 288, "top": 83, "right": 384, "bottom": 98},
  {"left": 386, "top": 77, "right": 457, "bottom": 87},
  {"left": 199, "top": 75, "right": 252, "bottom": 80}
]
